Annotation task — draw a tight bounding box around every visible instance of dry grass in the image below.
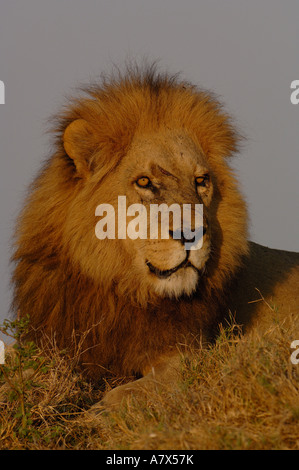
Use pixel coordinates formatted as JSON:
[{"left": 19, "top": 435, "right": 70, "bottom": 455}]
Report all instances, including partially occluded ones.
[{"left": 0, "top": 307, "right": 298, "bottom": 450}]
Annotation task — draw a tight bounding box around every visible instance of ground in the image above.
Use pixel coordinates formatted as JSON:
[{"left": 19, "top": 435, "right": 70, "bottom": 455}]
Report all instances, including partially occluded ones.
[{"left": 0, "top": 301, "right": 298, "bottom": 450}]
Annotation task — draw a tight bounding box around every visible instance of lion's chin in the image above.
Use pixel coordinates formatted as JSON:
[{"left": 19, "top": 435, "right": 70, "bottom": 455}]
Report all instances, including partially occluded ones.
[{"left": 150, "top": 266, "right": 200, "bottom": 299}]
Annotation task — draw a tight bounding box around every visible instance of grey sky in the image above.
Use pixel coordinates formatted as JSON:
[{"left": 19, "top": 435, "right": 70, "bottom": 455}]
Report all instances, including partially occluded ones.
[{"left": 0, "top": 0, "right": 298, "bottom": 325}]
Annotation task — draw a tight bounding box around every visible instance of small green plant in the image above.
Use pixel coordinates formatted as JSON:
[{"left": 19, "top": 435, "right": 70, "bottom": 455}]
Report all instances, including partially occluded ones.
[{"left": 0, "top": 315, "right": 50, "bottom": 438}]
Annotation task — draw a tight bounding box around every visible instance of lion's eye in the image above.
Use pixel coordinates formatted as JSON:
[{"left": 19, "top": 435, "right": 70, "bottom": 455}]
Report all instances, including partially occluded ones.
[
  {"left": 195, "top": 174, "right": 210, "bottom": 187},
  {"left": 136, "top": 176, "right": 151, "bottom": 188}
]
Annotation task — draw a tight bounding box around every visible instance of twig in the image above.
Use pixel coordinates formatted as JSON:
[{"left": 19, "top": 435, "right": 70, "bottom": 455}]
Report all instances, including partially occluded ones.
[{"left": 248, "top": 288, "right": 275, "bottom": 311}]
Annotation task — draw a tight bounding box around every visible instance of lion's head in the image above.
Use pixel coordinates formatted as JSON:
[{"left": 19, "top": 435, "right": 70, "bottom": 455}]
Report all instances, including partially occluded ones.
[
  {"left": 60, "top": 67, "right": 248, "bottom": 303},
  {"left": 12, "top": 65, "right": 249, "bottom": 379}
]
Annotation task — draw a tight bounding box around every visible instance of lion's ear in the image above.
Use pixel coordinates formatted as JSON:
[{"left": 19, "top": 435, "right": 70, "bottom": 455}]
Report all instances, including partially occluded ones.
[{"left": 63, "top": 119, "right": 98, "bottom": 178}]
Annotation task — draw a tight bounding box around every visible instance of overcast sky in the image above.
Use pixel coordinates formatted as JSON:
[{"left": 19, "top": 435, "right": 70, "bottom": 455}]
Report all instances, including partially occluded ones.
[{"left": 0, "top": 0, "right": 298, "bottom": 326}]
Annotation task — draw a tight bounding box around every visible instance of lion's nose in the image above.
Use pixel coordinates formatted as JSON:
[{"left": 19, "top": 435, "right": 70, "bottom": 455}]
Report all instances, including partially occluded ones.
[{"left": 169, "top": 227, "right": 206, "bottom": 246}]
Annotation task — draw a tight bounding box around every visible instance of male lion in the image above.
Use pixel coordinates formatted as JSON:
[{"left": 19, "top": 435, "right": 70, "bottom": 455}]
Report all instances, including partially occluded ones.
[{"left": 12, "top": 65, "right": 299, "bottom": 409}]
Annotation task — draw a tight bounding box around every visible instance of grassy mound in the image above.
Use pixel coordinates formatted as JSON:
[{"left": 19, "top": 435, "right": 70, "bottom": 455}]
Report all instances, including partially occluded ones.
[{"left": 1, "top": 308, "right": 298, "bottom": 450}]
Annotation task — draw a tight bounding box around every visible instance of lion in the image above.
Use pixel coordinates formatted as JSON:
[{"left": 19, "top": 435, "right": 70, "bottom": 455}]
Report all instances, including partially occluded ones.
[{"left": 12, "top": 65, "right": 299, "bottom": 409}]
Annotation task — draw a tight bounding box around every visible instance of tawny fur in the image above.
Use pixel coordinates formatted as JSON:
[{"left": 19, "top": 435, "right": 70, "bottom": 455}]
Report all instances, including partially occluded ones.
[{"left": 11, "top": 65, "right": 298, "bottom": 389}]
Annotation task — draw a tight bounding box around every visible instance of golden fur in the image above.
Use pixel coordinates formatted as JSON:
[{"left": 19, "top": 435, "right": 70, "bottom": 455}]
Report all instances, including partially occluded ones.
[{"left": 12, "top": 65, "right": 299, "bottom": 408}]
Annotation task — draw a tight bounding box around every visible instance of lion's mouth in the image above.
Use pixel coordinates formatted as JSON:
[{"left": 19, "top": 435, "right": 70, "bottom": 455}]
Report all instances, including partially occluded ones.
[{"left": 146, "top": 251, "right": 200, "bottom": 279}]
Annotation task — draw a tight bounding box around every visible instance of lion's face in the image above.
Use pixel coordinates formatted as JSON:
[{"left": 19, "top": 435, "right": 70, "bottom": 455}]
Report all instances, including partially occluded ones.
[{"left": 94, "top": 130, "right": 213, "bottom": 299}]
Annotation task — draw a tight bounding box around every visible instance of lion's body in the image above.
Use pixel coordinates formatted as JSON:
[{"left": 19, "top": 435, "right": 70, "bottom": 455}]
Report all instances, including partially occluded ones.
[
  {"left": 12, "top": 66, "right": 299, "bottom": 407},
  {"left": 229, "top": 242, "right": 299, "bottom": 331}
]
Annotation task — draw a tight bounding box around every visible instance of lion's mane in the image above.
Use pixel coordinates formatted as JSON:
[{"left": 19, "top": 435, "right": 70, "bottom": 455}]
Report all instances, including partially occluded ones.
[{"left": 12, "top": 65, "right": 248, "bottom": 380}]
